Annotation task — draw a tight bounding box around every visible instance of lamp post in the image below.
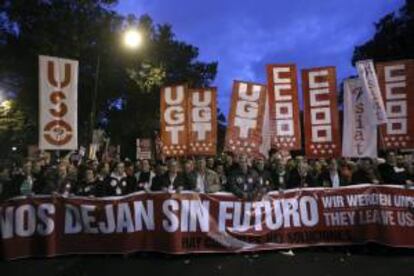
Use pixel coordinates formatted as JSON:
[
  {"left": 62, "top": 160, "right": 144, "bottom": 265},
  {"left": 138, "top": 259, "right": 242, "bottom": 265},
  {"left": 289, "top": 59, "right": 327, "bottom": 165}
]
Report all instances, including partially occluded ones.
[{"left": 88, "top": 28, "right": 143, "bottom": 146}]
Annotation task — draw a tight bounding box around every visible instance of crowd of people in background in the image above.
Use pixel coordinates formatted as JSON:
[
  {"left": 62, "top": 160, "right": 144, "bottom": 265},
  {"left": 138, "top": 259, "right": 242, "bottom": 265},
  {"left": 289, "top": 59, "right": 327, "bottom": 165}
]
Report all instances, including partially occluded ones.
[{"left": 0, "top": 150, "right": 413, "bottom": 201}]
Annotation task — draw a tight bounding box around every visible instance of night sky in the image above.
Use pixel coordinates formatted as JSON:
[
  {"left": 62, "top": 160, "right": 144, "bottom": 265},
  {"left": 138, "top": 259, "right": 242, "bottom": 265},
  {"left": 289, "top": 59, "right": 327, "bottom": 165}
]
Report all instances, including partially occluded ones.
[{"left": 116, "top": 0, "right": 405, "bottom": 114}]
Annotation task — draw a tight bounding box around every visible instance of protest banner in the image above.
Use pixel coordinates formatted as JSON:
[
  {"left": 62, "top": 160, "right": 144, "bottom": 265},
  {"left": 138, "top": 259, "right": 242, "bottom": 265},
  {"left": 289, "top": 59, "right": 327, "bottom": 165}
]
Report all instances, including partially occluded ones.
[
  {"left": 225, "top": 81, "right": 268, "bottom": 157},
  {"left": 1, "top": 185, "right": 413, "bottom": 260},
  {"left": 39, "top": 55, "right": 78, "bottom": 150},
  {"left": 376, "top": 60, "right": 414, "bottom": 150},
  {"left": 187, "top": 88, "right": 217, "bottom": 156},
  {"left": 267, "top": 64, "right": 301, "bottom": 151},
  {"left": 342, "top": 78, "right": 378, "bottom": 158},
  {"left": 302, "top": 67, "right": 341, "bottom": 158},
  {"left": 160, "top": 85, "right": 188, "bottom": 157}
]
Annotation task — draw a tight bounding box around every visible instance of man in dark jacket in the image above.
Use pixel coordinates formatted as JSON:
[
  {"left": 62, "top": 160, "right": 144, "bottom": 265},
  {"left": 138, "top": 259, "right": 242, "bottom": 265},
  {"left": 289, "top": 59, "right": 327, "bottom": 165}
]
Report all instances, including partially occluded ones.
[
  {"left": 228, "top": 156, "right": 261, "bottom": 200},
  {"left": 151, "top": 159, "right": 190, "bottom": 192},
  {"left": 319, "top": 159, "right": 346, "bottom": 188},
  {"left": 378, "top": 152, "right": 411, "bottom": 185},
  {"left": 287, "top": 157, "right": 317, "bottom": 189},
  {"left": 351, "top": 158, "right": 379, "bottom": 185}
]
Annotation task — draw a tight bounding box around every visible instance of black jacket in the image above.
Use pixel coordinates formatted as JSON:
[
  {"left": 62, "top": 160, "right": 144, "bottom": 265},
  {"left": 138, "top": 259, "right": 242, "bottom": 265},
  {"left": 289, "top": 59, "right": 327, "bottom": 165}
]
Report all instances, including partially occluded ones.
[{"left": 151, "top": 172, "right": 190, "bottom": 191}]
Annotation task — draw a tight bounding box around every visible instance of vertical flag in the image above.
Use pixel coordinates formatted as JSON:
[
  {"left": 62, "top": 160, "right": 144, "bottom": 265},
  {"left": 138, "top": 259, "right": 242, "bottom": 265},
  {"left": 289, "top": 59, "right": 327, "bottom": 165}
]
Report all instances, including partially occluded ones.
[
  {"left": 39, "top": 55, "right": 78, "bottom": 150},
  {"left": 225, "top": 81, "right": 268, "bottom": 157},
  {"left": 266, "top": 64, "right": 302, "bottom": 151},
  {"left": 376, "top": 59, "right": 414, "bottom": 150},
  {"left": 342, "top": 78, "right": 377, "bottom": 158},
  {"left": 187, "top": 88, "right": 217, "bottom": 156},
  {"left": 302, "top": 67, "right": 341, "bottom": 158},
  {"left": 356, "top": 59, "right": 388, "bottom": 125},
  {"left": 160, "top": 85, "right": 187, "bottom": 157}
]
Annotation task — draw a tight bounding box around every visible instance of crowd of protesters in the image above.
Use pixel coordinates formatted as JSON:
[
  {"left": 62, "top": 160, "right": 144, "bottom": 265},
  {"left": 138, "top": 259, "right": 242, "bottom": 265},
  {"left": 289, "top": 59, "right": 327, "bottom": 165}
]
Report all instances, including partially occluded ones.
[{"left": 0, "top": 150, "right": 413, "bottom": 201}]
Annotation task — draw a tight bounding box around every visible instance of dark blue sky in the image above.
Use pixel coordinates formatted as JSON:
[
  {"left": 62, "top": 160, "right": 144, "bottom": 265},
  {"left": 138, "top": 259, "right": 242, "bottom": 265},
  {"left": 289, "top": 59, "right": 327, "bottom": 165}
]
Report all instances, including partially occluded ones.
[{"left": 116, "top": 0, "right": 404, "bottom": 114}]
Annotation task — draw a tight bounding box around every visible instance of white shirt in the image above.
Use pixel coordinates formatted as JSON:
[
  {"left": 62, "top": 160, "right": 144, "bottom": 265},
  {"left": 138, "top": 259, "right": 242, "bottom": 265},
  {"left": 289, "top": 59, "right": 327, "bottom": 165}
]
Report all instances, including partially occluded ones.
[
  {"left": 196, "top": 173, "right": 206, "bottom": 193},
  {"left": 330, "top": 171, "right": 340, "bottom": 188}
]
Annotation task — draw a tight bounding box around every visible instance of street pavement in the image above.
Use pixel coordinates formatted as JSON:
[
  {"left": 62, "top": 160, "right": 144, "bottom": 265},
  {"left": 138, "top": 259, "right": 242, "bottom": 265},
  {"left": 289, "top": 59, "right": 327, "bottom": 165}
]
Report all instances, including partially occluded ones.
[{"left": 0, "top": 245, "right": 413, "bottom": 276}]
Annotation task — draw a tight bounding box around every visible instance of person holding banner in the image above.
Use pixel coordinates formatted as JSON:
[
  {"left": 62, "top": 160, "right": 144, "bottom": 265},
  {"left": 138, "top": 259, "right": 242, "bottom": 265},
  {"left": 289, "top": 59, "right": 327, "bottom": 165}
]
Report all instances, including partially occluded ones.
[
  {"left": 194, "top": 158, "right": 221, "bottom": 193},
  {"left": 351, "top": 158, "right": 380, "bottom": 185},
  {"left": 151, "top": 159, "right": 189, "bottom": 192},
  {"left": 106, "top": 162, "right": 129, "bottom": 196},
  {"left": 54, "top": 162, "right": 76, "bottom": 196},
  {"left": 228, "top": 155, "right": 261, "bottom": 201},
  {"left": 287, "top": 157, "right": 318, "bottom": 188},
  {"left": 254, "top": 157, "right": 273, "bottom": 193},
  {"left": 378, "top": 152, "right": 412, "bottom": 185},
  {"left": 76, "top": 168, "right": 104, "bottom": 197},
  {"left": 10, "top": 159, "right": 38, "bottom": 197},
  {"left": 134, "top": 159, "right": 156, "bottom": 192},
  {"left": 319, "top": 159, "right": 346, "bottom": 188},
  {"left": 270, "top": 157, "right": 288, "bottom": 190}
]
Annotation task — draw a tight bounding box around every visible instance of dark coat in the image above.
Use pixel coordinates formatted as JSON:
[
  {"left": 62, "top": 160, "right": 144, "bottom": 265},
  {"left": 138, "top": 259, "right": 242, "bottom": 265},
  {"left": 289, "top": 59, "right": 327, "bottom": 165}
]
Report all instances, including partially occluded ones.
[
  {"left": 378, "top": 163, "right": 408, "bottom": 185},
  {"left": 287, "top": 169, "right": 320, "bottom": 189},
  {"left": 151, "top": 172, "right": 190, "bottom": 191}
]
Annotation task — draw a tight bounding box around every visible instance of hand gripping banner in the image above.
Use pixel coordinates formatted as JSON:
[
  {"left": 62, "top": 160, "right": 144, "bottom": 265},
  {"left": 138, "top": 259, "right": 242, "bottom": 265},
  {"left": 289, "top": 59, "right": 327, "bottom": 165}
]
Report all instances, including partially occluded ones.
[
  {"left": 160, "top": 85, "right": 188, "bottom": 157},
  {"left": 1, "top": 185, "right": 414, "bottom": 260},
  {"left": 225, "top": 81, "right": 268, "bottom": 157},
  {"left": 376, "top": 59, "right": 414, "bottom": 150},
  {"left": 302, "top": 67, "right": 341, "bottom": 158},
  {"left": 39, "top": 55, "right": 78, "bottom": 150},
  {"left": 266, "top": 64, "right": 302, "bottom": 151},
  {"left": 187, "top": 88, "right": 217, "bottom": 156}
]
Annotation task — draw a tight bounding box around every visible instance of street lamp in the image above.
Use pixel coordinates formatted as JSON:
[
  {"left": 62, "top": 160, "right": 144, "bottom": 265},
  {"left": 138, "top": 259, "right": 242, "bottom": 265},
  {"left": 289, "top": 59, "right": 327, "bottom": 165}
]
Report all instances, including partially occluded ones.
[
  {"left": 89, "top": 28, "right": 143, "bottom": 146},
  {"left": 123, "top": 28, "right": 143, "bottom": 49}
]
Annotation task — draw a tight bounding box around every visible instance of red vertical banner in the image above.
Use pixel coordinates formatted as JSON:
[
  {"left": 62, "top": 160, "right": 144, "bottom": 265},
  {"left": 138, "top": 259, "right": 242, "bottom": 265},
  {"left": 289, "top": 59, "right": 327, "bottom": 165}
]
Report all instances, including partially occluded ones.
[
  {"left": 225, "top": 81, "right": 267, "bottom": 157},
  {"left": 187, "top": 88, "right": 217, "bottom": 156},
  {"left": 302, "top": 67, "right": 341, "bottom": 158},
  {"left": 376, "top": 60, "right": 414, "bottom": 150},
  {"left": 266, "top": 64, "right": 301, "bottom": 151},
  {"left": 160, "top": 85, "right": 187, "bottom": 157}
]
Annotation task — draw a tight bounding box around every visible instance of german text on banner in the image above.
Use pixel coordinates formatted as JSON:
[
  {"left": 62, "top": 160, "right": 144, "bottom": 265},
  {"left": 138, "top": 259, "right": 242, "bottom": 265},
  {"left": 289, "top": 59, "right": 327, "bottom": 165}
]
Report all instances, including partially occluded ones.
[
  {"left": 225, "top": 81, "right": 267, "bottom": 157},
  {"left": 356, "top": 59, "right": 388, "bottom": 125},
  {"left": 160, "top": 85, "right": 188, "bottom": 157},
  {"left": 1, "top": 185, "right": 414, "bottom": 260},
  {"left": 39, "top": 55, "right": 78, "bottom": 150},
  {"left": 376, "top": 59, "right": 414, "bottom": 150},
  {"left": 187, "top": 88, "right": 217, "bottom": 156},
  {"left": 302, "top": 67, "right": 341, "bottom": 158},
  {"left": 266, "top": 64, "right": 301, "bottom": 151},
  {"left": 342, "top": 78, "right": 377, "bottom": 158}
]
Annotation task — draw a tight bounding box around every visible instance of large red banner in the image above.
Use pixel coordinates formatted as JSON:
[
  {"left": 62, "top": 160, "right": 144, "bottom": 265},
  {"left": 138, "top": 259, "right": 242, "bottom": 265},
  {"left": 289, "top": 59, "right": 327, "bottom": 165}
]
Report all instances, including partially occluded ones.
[
  {"left": 267, "top": 64, "right": 301, "bottom": 150},
  {"left": 160, "top": 85, "right": 188, "bottom": 157},
  {"left": 187, "top": 88, "right": 217, "bottom": 156},
  {"left": 302, "top": 67, "right": 341, "bottom": 158},
  {"left": 376, "top": 60, "right": 414, "bottom": 150},
  {"left": 225, "top": 81, "right": 267, "bottom": 157},
  {"left": 1, "top": 185, "right": 414, "bottom": 260}
]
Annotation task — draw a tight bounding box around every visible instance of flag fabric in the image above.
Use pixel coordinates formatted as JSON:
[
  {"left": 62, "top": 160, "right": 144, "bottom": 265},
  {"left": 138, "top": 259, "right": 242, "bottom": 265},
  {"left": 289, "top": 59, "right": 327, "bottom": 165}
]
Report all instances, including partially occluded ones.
[
  {"left": 342, "top": 78, "right": 377, "bottom": 158},
  {"left": 356, "top": 59, "right": 388, "bottom": 125}
]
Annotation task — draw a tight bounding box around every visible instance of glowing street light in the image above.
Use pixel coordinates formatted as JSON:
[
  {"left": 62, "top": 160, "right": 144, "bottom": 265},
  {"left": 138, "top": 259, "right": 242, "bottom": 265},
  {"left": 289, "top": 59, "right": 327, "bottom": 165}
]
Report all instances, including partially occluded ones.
[{"left": 123, "top": 29, "right": 142, "bottom": 49}]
